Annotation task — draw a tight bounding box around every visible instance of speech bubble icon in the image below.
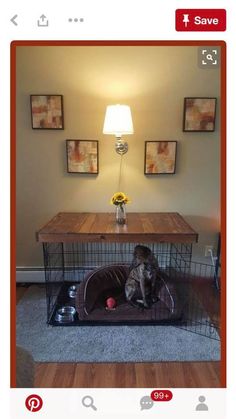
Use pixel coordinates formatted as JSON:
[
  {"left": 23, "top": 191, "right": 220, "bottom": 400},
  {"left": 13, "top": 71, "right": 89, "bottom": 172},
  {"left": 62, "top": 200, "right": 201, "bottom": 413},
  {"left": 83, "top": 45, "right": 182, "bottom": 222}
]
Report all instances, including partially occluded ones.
[{"left": 140, "top": 395, "right": 154, "bottom": 410}]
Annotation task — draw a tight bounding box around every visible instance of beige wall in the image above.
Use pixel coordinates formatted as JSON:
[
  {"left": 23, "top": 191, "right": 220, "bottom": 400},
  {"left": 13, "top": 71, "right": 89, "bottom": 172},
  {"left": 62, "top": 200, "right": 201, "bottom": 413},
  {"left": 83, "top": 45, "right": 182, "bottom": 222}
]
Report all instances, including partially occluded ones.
[{"left": 16, "top": 46, "right": 220, "bottom": 266}]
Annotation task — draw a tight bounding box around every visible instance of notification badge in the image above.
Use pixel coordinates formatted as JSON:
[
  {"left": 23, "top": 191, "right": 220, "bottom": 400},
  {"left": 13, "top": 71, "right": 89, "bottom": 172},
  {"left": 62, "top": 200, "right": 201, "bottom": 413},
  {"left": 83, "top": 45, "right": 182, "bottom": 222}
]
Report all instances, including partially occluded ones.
[
  {"left": 25, "top": 395, "right": 43, "bottom": 412},
  {"left": 151, "top": 389, "right": 173, "bottom": 402},
  {"left": 176, "top": 9, "right": 226, "bottom": 31}
]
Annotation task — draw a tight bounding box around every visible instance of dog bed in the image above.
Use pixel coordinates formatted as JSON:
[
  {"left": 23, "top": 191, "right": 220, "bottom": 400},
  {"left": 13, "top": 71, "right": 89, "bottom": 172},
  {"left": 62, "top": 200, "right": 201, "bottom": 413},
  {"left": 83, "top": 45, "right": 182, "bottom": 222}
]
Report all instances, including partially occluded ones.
[{"left": 76, "top": 264, "right": 182, "bottom": 323}]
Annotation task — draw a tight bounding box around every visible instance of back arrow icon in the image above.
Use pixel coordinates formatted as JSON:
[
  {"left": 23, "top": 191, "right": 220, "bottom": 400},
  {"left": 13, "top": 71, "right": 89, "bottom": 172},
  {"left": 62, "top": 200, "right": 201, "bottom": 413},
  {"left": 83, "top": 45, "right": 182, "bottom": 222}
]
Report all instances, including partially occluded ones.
[{"left": 10, "top": 14, "right": 18, "bottom": 26}]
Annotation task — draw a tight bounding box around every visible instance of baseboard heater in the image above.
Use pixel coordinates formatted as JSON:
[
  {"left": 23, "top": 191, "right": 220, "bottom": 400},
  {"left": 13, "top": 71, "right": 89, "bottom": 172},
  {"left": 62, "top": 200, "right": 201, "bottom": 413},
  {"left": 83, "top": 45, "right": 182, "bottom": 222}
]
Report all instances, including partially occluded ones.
[
  {"left": 16, "top": 267, "right": 93, "bottom": 283},
  {"left": 16, "top": 268, "right": 45, "bottom": 283}
]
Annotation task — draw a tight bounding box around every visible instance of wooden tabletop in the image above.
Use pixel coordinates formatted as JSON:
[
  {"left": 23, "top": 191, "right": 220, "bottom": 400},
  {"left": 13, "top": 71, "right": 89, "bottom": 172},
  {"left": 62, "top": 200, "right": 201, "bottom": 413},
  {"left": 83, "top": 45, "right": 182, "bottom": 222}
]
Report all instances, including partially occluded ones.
[{"left": 36, "top": 212, "right": 198, "bottom": 243}]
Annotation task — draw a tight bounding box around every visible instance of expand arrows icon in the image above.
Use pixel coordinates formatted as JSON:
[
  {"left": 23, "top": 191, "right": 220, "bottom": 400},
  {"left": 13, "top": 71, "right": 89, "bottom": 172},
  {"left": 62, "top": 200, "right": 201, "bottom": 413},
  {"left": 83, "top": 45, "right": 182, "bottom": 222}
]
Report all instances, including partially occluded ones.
[{"left": 10, "top": 14, "right": 18, "bottom": 26}]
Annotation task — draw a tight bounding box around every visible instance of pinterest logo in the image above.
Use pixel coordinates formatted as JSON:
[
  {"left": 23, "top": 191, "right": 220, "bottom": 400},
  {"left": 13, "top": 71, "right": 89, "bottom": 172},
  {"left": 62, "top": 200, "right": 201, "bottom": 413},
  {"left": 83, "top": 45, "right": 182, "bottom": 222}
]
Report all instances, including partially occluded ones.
[{"left": 25, "top": 395, "right": 43, "bottom": 412}]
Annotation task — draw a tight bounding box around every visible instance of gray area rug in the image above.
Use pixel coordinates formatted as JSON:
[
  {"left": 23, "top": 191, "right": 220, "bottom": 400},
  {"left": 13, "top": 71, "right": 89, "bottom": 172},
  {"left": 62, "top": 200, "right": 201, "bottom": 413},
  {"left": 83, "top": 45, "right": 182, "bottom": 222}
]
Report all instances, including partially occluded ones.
[{"left": 16, "top": 286, "right": 220, "bottom": 363}]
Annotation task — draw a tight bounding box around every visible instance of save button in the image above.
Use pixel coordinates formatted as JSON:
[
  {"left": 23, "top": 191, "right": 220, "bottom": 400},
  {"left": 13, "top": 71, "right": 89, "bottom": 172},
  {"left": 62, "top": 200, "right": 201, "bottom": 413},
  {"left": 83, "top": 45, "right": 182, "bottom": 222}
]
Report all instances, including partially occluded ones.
[{"left": 175, "top": 9, "right": 226, "bottom": 31}]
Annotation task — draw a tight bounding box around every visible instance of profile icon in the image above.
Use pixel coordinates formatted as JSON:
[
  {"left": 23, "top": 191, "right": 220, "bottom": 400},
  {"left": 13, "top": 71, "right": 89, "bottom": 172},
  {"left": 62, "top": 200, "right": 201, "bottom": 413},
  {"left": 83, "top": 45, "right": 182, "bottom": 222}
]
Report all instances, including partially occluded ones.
[{"left": 195, "top": 395, "right": 208, "bottom": 411}]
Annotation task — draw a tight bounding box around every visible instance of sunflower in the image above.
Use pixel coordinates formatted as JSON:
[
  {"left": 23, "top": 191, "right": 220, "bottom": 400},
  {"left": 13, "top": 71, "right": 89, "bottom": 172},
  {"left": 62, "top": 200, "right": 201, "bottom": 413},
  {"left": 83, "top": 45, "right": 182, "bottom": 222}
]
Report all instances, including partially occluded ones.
[{"left": 110, "top": 192, "right": 131, "bottom": 206}]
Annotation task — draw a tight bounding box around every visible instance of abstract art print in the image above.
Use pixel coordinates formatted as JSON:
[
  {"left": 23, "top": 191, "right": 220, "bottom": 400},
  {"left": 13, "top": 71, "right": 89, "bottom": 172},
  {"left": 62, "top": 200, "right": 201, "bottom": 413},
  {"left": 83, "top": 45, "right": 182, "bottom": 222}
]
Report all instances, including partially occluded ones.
[
  {"left": 30, "top": 95, "right": 64, "bottom": 129},
  {"left": 66, "top": 140, "right": 99, "bottom": 174},
  {"left": 144, "top": 141, "right": 177, "bottom": 175},
  {"left": 183, "top": 97, "right": 216, "bottom": 132}
]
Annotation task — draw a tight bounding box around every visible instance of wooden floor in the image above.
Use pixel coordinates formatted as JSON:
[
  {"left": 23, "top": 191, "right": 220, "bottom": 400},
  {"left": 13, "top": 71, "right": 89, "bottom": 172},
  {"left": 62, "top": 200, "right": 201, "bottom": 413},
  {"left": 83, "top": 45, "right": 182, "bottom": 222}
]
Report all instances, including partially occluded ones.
[
  {"left": 16, "top": 285, "right": 222, "bottom": 388},
  {"left": 34, "top": 361, "right": 221, "bottom": 388}
]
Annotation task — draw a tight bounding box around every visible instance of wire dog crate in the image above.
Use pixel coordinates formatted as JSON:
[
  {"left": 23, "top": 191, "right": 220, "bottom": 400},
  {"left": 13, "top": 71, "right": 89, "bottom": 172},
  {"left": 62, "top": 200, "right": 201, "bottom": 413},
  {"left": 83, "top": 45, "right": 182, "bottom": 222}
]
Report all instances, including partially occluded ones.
[
  {"left": 37, "top": 213, "right": 220, "bottom": 340},
  {"left": 42, "top": 240, "right": 220, "bottom": 340}
]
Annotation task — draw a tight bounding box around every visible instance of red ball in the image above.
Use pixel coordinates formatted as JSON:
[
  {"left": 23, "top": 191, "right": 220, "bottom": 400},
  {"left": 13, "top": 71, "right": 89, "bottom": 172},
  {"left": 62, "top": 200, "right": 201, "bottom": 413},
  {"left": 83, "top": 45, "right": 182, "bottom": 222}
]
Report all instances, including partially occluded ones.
[{"left": 106, "top": 297, "right": 116, "bottom": 309}]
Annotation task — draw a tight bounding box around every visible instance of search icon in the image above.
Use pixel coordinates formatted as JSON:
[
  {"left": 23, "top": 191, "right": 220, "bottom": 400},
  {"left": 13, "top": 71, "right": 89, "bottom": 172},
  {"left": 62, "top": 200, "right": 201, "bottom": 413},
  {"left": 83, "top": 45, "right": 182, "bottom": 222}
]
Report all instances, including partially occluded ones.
[
  {"left": 82, "top": 395, "right": 97, "bottom": 411},
  {"left": 206, "top": 54, "right": 213, "bottom": 61}
]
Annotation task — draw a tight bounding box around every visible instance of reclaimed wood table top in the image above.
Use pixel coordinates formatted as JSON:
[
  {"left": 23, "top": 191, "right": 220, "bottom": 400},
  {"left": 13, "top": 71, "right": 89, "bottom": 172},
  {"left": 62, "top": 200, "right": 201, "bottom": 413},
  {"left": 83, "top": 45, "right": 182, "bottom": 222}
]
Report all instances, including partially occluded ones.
[{"left": 36, "top": 212, "right": 198, "bottom": 243}]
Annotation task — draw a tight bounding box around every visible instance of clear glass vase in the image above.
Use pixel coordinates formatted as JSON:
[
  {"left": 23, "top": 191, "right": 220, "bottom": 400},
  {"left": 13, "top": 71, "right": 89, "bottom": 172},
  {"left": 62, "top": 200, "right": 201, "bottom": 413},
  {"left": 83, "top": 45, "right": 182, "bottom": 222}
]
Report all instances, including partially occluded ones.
[{"left": 116, "top": 204, "right": 126, "bottom": 225}]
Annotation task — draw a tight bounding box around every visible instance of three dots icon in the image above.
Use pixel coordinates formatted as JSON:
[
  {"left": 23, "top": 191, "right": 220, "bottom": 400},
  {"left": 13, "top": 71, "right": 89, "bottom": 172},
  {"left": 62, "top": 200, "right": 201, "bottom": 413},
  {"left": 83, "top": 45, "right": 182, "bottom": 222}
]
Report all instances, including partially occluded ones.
[{"left": 68, "top": 18, "right": 84, "bottom": 23}]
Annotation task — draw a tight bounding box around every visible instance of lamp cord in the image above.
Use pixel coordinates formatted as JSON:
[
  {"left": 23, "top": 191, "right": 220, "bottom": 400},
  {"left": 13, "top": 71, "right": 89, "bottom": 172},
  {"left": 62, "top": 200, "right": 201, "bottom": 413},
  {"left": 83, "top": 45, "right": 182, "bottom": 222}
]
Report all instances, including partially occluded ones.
[{"left": 117, "top": 154, "right": 123, "bottom": 191}]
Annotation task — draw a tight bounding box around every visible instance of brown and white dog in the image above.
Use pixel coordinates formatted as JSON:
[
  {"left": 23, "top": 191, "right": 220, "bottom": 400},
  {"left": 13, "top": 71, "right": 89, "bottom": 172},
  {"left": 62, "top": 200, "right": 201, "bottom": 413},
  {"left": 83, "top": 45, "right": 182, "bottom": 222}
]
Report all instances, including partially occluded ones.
[{"left": 125, "top": 245, "right": 159, "bottom": 308}]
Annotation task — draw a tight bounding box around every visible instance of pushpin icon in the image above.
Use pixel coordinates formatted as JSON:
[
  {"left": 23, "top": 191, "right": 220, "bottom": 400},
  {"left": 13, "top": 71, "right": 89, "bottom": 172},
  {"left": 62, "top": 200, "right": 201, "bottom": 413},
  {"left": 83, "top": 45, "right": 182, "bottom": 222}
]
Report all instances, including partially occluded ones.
[{"left": 183, "top": 14, "right": 190, "bottom": 27}]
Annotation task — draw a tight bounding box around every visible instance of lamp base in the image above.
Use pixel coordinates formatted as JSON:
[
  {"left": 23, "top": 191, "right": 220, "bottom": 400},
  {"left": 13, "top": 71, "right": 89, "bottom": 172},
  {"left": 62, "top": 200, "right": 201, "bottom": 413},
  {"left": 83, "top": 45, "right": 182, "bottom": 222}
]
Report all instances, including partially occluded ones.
[{"left": 115, "top": 138, "right": 128, "bottom": 155}]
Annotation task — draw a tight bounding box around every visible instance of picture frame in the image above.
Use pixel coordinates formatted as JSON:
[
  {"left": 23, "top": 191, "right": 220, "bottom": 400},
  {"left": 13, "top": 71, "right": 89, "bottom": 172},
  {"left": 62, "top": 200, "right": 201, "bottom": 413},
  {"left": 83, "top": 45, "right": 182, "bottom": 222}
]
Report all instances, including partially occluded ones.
[
  {"left": 66, "top": 140, "right": 99, "bottom": 174},
  {"left": 30, "top": 95, "right": 64, "bottom": 129},
  {"left": 183, "top": 97, "right": 217, "bottom": 132},
  {"left": 144, "top": 141, "right": 177, "bottom": 175}
]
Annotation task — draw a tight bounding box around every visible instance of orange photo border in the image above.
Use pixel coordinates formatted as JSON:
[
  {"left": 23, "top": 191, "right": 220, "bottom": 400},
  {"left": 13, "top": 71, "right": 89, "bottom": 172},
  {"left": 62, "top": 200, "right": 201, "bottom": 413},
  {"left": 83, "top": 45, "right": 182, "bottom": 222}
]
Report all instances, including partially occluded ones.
[{"left": 10, "top": 40, "right": 226, "bottom": 388}]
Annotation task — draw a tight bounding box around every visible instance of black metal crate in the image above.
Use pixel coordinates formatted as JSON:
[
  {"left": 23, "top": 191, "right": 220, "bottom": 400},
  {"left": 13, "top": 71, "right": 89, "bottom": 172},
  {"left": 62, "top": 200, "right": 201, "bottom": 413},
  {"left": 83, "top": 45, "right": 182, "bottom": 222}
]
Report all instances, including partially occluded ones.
[{"left": 42, "top": 241, "right": 220, "bottom": 340}]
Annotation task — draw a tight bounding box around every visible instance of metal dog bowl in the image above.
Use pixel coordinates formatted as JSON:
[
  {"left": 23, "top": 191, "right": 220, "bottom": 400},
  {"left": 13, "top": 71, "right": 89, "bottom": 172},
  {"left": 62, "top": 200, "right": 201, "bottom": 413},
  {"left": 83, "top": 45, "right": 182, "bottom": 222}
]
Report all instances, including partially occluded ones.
[
  {"left": 68, "top": 285, "right": 78, "bottom": 298},
  {"left": 55, "top": 306, "right": 76, "bottom": 323}
]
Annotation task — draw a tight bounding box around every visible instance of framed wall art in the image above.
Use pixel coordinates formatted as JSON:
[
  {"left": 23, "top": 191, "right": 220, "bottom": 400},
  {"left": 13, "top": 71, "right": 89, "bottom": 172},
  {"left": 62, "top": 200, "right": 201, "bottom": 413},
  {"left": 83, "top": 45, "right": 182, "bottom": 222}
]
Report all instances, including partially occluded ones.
[
  {"left": 30, "top": 95, "right": 64, "bottom": 129},
  {"left": 66, "top": 140, "right": 99, "bottom": 174},
  {"left": 144, "top": 141, "right": 177, "bottom": 175},
  {"left": 183, "top": 97, "right": 217, "bottom": 132}
]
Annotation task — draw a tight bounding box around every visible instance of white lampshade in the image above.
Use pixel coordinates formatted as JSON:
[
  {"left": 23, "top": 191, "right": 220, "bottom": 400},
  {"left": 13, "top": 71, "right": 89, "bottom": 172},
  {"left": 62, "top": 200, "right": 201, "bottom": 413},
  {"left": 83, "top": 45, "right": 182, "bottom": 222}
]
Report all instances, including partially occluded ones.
[{"left": 103, "top": 104, "right": 134, "bottom": 137}]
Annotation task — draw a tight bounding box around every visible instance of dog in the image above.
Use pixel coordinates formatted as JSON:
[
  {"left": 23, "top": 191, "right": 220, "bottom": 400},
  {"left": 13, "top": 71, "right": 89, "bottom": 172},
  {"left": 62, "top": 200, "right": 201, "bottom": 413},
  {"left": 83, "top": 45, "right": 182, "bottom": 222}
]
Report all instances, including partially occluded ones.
[{"left": 125, "top": 245, "right": 159, "bottom": 308}]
